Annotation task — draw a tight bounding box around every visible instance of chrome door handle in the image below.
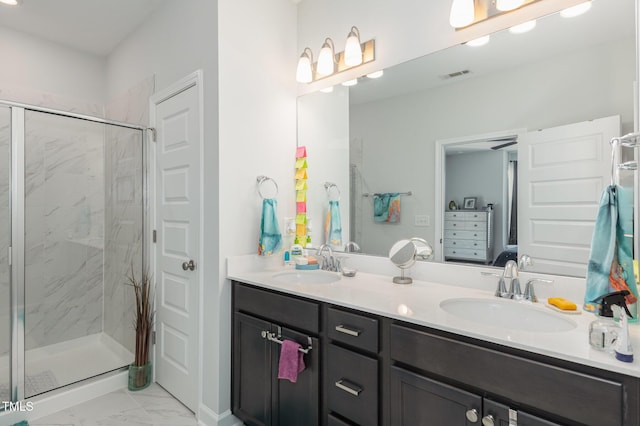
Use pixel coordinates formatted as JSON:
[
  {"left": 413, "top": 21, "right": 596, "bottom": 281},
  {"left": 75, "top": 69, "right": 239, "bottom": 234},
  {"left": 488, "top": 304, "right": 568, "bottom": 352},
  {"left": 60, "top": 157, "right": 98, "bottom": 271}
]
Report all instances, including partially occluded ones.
[
  {"left": 335, "top": 379, "right": 362, "bottom": 396},
  {"left": 335, "top": 325, "right": 361, "bottom": 337},
  {"left": 182, "top": 260, "right": 196, "bottom": 271}
]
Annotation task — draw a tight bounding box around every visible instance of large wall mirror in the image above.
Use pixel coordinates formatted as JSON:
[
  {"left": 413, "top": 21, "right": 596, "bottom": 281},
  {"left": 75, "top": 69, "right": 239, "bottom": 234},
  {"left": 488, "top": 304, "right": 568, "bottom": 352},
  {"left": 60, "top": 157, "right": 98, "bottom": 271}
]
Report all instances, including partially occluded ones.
[{"left": 297, "top": 0, "right": 637, "bottom": 278}]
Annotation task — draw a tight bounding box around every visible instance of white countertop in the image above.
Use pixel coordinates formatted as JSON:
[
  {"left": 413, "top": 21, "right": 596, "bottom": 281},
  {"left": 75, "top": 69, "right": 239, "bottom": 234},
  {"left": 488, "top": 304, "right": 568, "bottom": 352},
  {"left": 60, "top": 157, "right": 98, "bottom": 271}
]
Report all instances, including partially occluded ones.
[{"left": 227, "top": 254, "right": 640, "bottom": 378}]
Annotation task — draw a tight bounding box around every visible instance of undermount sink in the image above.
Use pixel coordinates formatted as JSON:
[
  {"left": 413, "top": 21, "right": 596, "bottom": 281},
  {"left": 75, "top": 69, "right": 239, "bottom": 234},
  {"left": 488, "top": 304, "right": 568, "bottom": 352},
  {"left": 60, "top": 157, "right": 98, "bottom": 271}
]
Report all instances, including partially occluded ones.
[
  {"left": 272, "top": 269, "right": 341, "bottom": 285},
  {"left": 439, "top": 297, "right": 577, "bottom": 333}
]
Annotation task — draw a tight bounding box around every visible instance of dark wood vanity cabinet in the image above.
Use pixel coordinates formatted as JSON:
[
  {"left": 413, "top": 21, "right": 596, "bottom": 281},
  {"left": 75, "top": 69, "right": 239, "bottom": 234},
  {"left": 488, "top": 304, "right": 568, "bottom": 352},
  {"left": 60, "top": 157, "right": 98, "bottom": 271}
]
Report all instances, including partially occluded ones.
[
  {"left": 232, "top": 283, "right": 320, "bottom": 426},
  {"left": 231, "top": 282, "right": 640, "bottom": 426}
]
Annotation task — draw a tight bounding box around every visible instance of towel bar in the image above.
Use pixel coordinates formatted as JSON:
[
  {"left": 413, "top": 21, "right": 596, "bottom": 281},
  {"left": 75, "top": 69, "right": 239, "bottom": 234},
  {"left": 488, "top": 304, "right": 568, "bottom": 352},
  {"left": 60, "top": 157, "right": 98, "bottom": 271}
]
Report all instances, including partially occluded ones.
[
  {"left": 261, "top": 330, "right": 312, "bottom": 354},
  {"left": 362, "top": 191, "right": 412, "bottom": 197}
]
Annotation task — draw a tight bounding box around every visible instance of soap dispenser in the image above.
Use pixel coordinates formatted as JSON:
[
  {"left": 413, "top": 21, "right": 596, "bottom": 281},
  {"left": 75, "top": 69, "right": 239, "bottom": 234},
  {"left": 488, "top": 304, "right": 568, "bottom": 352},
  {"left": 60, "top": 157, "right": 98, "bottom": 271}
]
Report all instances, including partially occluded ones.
[{"left": 589, "top": 290, "right": 633, "bottom": 352}]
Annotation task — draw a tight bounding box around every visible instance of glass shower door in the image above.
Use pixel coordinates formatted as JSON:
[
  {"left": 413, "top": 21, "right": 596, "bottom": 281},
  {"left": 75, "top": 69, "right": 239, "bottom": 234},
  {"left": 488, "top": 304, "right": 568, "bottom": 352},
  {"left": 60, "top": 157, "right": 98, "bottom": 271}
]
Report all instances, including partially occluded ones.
[{"left": 0, "top": 106, "right": 10, "bottom": 402}]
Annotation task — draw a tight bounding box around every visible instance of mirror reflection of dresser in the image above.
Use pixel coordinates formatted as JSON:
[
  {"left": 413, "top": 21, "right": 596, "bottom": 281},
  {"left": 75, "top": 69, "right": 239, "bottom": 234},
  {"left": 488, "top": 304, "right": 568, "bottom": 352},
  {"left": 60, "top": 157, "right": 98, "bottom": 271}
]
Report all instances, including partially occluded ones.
[{"left": 443, "top": 209, "right": 493, "bottom": 264}]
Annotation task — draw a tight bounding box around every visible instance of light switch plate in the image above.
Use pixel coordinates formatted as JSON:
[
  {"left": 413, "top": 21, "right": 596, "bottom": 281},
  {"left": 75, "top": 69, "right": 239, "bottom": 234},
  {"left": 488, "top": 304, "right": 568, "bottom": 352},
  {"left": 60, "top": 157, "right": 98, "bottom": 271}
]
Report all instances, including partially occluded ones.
[{"left": 415, "top": 215, "right": 429, "bottom": 227}]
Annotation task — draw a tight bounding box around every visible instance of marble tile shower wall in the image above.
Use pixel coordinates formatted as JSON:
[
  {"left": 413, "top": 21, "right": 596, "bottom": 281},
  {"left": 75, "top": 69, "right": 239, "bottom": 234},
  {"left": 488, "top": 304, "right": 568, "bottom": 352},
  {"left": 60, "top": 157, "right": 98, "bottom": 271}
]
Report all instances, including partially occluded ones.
[
  {"left": 0, "top": 107, "right": 9, "bottom": 357},
  {"left": 24, "top": 111, "right": 105, "bottom": 350}
]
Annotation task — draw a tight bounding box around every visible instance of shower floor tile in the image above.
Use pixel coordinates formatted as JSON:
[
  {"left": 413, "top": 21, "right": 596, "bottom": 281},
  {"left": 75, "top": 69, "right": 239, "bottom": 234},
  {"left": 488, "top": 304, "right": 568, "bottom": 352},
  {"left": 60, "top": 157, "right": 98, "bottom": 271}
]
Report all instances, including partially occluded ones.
[{"left": 30, "top": 383, "right": 197, "bottom": 426}]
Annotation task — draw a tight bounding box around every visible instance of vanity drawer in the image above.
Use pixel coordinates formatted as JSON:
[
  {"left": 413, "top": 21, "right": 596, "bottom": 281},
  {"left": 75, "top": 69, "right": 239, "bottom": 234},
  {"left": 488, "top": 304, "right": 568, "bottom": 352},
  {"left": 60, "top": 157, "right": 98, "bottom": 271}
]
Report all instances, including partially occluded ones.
[
  {"left": 444, "top": 247, "right": 487, "bottom": 260},
  {"left": 464, "top": 220, "right": 486, "bottom": 231},
  {"left": 389, "top": 323, "right": 624, "bottom": 426},
  {"left": 327, "top": 344, "right": 378, "bottom": 426},
  {"left": 463, "top": 211, "right": 485, "bottom": 221},
  {"left": 444, "top": 239, "right": 486, "bottom": 249},
  {"left": 444, "top": 220, "right": 465, "bottom": 230},
  {"left": 233, "top": 282, "right": 319, "bottom": 334},
  {"left": 444, "top": 229, "right": 485, "bottom": 241},
  {"left": 445, "top": 211, "right": 465, "bottom": 220},
  {"left": 328, "top": 307, "right": 379, "bottom": 353}
]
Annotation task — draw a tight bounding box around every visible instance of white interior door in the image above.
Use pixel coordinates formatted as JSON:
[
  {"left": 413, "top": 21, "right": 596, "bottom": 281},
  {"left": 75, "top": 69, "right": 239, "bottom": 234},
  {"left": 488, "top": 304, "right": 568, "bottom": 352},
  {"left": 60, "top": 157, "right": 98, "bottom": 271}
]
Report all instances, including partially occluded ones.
[
  {"left": 518, "top": 115, "right": 620, "bottom": 276},
  {"left": 153, "top": 81, "right": 200, "bottom": 411}
]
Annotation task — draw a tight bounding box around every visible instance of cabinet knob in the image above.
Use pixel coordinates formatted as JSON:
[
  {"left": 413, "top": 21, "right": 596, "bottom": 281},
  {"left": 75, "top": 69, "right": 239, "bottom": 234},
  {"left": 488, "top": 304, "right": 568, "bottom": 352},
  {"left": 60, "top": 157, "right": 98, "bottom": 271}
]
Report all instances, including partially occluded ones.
[
  {"left": 465, "top": 409, "right": 479, "bottom": 423},
  {"left": 482, "top": 415, "right": 495, "bottom": 426}
]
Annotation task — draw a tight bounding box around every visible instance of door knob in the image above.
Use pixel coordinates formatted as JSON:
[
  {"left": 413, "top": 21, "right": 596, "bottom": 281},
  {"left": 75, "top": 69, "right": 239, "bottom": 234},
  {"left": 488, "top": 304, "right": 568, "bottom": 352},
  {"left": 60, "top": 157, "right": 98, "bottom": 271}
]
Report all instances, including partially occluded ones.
[
  {"left": 465, "top": 409, "right": 479, "bottom": 423},
  {"left": 182, "top": 260, "right": 196, "bottom": 271}
]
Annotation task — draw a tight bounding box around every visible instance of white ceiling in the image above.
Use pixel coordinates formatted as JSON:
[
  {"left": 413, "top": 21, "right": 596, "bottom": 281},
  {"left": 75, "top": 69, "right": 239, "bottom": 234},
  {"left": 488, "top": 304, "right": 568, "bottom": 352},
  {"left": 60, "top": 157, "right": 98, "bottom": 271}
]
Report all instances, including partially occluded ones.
[{"left": 0, "top": 0, "right": 170, "bottom": 56}]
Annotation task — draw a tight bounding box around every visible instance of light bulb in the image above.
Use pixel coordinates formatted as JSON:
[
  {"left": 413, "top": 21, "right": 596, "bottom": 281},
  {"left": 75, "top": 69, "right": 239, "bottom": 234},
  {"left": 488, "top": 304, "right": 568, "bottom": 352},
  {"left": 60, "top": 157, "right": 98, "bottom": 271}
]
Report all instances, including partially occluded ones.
[
  {"left": 509, "top": 20, "right": 536, "bottom": 34},
  {"left": 560, "top": 1, "right": 591, "bottom": 18},
  {"left": 342, "top": 79, "right": 358, "bottom": 87},
  {"left": 320, "top": 86, "right": 334, "bottom": 93},
  {"left": 366, "top": 70, "right": 384, "bottom": 79},
  {"left": 466, "top": 35, "right": 490, "bottom": 47},
  {"left": 449, "top": 0, "right": 475, "bottom": 28},
  {"left": 316, "top": 39, "right": 335, "bottom": 76},
  {"left": 296, "top": 49, "right": 313, "bottom": 83},
  {"left": 496, "top": 0, "right": 525, "bottom": 11},
  {"left": 344, "top": 27, "right": 363, "bottom": 67}
]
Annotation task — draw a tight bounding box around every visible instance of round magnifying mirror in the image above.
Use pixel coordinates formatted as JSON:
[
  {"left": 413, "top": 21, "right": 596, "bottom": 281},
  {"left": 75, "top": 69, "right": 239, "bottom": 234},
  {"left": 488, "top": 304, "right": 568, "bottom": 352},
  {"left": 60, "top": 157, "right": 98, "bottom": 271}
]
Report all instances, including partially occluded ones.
[{"left": 389, "top": 239, "right": 417, "bottom": 284}]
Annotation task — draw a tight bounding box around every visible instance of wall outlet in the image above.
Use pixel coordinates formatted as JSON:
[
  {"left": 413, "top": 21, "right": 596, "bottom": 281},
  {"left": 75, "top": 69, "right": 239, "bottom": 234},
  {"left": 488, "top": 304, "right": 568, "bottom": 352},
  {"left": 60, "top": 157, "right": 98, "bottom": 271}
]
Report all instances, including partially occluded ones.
[{"left": 415, "top": 215, "right": 430, "bottom": 227}]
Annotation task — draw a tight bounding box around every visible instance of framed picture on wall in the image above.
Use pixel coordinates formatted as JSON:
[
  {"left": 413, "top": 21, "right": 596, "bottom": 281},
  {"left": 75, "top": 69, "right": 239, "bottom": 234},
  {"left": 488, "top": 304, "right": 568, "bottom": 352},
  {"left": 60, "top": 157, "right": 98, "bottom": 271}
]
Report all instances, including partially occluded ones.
[{"left": 463, "top": 197, "right": 477, "bottom": 210}]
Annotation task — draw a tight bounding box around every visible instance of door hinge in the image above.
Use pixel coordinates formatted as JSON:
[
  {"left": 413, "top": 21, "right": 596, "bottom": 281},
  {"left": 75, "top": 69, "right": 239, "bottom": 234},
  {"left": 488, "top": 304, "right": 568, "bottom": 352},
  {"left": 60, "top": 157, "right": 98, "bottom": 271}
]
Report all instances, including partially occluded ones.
[
  {"left": 153, "top": 230, "right": 157, "bottom": 243},
  {"left": 149, "top": 127, "right": 157, "bottom": 142},
  {"left": 152, "top": 331, "right": 156, "bottom": 345}
]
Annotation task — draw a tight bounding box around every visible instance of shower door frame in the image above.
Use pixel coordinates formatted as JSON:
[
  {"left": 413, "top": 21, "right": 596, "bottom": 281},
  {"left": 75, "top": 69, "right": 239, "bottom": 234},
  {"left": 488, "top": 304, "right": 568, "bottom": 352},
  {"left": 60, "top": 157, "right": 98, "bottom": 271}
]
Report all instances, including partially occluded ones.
[{"left": 1, "top": 99, "right": 148, "bottom": 403}]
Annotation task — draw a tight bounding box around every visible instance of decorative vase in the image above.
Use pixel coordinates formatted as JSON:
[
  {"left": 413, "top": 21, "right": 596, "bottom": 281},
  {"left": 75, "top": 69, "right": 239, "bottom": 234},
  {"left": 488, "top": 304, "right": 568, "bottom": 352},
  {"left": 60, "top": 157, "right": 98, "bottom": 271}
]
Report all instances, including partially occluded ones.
[{"left": 128, "top": 362, "right": 152, "bottom": 391}]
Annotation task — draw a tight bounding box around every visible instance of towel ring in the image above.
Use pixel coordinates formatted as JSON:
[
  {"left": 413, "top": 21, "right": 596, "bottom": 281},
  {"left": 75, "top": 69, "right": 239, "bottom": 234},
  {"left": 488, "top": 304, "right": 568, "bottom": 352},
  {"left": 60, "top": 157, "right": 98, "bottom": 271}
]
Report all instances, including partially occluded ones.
[
  {"left": 257, "top": 175, "right": 279, "bottom": 199},
  {"left": 324, "top": 182, "right": 340, "bottom": 201}
]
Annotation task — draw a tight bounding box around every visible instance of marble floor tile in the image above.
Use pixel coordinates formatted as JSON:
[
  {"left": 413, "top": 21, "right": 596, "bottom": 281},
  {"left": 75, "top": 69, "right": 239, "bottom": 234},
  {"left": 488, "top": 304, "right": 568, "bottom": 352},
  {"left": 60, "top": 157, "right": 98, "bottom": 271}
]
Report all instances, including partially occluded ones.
[{"left": 31, "top": 383, "right": 197, "bottom": 426}]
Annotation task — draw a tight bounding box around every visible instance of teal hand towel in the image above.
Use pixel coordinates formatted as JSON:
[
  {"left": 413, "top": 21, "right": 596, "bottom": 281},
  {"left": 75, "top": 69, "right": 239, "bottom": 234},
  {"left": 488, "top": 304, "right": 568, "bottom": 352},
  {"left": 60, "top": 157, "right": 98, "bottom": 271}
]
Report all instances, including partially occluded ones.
[
  {"left": 325, "top": 200, "right": 342, "bottom": 246},
  {"left": 258, "top": 198, "right": 282, "bottom": 256},
  {"left": 584, "top": 185, "right": 638, "bottom": 311},
  {"left": 373, "top": 193, "right": 400, "bottom": 223}
]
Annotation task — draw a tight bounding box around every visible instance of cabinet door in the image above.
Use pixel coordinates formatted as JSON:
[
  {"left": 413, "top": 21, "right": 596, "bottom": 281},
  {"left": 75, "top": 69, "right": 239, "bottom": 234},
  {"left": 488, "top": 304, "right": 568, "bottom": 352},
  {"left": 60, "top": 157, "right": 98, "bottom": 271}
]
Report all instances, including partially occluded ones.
[
  {"left": 233, "top": 312, "right": 273, "bottom": 426},
  {"left": 484, "top": 399, "right": 563, "bottom": 426},
  {"left": 390, "top": 366, "right": 482, "bottom": 426},
  {"left": 272, "top": 326, "right": 320, "bottom": 426}
]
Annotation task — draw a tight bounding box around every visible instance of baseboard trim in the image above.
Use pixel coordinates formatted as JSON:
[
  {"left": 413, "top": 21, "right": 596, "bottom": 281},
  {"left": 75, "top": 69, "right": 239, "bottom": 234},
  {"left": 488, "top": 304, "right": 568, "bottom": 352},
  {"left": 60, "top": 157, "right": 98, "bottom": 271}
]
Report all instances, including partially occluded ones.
[{"left": 198, "top": 405, "right": 242, "bottom": 426}]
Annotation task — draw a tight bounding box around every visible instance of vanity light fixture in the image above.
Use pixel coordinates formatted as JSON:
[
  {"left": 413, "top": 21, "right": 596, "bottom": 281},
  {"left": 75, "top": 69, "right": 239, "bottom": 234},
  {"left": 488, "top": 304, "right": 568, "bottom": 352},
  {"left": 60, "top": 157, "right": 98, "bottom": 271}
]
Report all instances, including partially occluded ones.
[
  {"left": 450, "top": 0, "right": 542, "bottom": 29},
  {"left": 296, "top": 48, "right": 314, "bottom": 84},
  {"left": 509, "top": 19, "right": 536, "bottom": 34},
  {"left": 341, "top": 79, "right": 358, "bottom": 87},
  {"left": 366, "top": 70, "right": 384, "bottom": 79},
  {"left": 466, "top": 35, "right": 491, "bottom": 47},
  {"left": 560, "top": 1, "right": 591, "bottom": 18},
  {"left": 316, "top": 38, "right": 336, "bottom": 76},
  {"left": 320, "top": 86, "right": 334, "bottom": 93},
  {"left": 296, "top": 26, "right": 376, "bottom": 84},
  {"left": 449, "top": 0, "right": 475, "bottom": 29},
  {"left": 0, "top": 0, "right": 22, "bottom": 5},
  {"left": 344, "top": 27, "right": 363, "bottom": 66},
  {"left": 496, "top": 0, "right": 525, "bottom": 12}
]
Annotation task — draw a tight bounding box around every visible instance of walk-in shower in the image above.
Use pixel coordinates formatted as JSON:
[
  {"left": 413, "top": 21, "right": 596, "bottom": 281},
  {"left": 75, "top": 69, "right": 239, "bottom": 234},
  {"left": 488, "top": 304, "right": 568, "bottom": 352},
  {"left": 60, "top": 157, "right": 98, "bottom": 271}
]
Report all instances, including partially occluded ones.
[{"left": 0, "top": 101, "right": 145, "bottom": 404}]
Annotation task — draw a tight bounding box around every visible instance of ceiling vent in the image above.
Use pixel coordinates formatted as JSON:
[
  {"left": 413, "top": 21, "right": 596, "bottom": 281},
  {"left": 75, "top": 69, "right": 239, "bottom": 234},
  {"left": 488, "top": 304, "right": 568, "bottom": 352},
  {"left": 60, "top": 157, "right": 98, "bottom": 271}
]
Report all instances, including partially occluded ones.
[{"left": 440, "top": 69, "right": 471, "bottom": 80}]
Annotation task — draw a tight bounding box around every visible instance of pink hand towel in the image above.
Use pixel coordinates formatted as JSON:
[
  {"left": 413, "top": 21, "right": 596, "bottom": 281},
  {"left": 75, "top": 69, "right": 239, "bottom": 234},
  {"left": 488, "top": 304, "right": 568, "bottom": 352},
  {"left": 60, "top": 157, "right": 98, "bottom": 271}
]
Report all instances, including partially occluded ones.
[{"left": 277, "top": 339, "right": 306, "bottom": 383}]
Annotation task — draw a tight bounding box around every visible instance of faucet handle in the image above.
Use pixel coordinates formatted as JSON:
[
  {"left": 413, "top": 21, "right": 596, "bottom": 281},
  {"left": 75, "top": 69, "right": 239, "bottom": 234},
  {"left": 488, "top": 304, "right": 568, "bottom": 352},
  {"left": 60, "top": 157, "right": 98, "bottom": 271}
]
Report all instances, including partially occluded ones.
[{"left": 523, "top": 278, "right": 553, "bottom": 303}]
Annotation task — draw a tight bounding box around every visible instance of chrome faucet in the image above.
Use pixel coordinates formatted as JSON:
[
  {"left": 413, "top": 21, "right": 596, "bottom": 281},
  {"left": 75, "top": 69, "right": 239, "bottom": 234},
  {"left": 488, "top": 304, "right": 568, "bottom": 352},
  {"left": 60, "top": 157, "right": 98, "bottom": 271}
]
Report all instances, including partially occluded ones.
[
  {"left": 344, "top": 241, "right": 361, "bottom": 253},
  {"left": 522, "top": 278, "right": 554, "bottom": 302},
  {"left": 503, "top": 260, "right": 523, "bottom": 300},
  {"left": 317, "top": 244, "right": 339, "bottom": 272}
]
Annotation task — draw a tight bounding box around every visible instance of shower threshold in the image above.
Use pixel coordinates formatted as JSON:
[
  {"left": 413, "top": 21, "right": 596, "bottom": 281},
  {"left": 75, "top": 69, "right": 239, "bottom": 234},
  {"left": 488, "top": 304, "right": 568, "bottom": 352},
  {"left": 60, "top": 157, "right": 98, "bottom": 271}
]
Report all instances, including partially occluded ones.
[{"left": 0, "top": 333, "right": 132, "bottom": 398}]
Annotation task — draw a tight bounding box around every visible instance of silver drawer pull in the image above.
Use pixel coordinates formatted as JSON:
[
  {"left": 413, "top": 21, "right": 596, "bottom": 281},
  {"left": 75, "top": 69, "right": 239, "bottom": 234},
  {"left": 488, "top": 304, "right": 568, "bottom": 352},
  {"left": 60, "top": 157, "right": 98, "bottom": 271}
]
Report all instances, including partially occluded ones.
[
  {"left": 335, "top": 379, "right": 362, "bottom": 396},
  {"left": 335, "top": 325, "right": 361, "bottom": 337}
]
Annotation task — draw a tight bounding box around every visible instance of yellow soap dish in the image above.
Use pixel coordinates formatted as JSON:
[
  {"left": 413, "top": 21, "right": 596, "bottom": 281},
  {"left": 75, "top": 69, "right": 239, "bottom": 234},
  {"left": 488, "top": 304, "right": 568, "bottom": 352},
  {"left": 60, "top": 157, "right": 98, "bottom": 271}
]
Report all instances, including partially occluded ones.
[{"left": 545, "top": 301, "right": 582, "bottom": 315}]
